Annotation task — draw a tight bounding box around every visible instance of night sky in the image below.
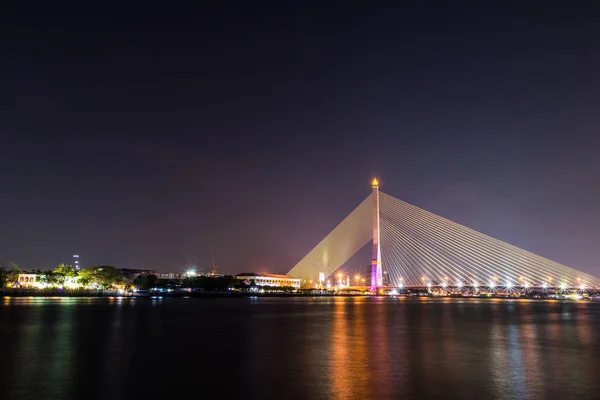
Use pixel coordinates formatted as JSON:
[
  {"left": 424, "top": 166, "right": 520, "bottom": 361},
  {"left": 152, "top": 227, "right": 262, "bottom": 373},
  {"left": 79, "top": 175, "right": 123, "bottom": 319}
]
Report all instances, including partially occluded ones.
[{"left": 2, "top": 4, "right": 600, "bottom": 276}]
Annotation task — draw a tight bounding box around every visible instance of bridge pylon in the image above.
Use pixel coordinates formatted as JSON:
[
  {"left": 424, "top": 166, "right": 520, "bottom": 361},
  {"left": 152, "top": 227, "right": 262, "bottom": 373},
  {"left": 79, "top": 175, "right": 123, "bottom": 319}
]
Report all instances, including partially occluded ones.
[{"left": 371, "top": 178, "right": 382, "bottom": 291}]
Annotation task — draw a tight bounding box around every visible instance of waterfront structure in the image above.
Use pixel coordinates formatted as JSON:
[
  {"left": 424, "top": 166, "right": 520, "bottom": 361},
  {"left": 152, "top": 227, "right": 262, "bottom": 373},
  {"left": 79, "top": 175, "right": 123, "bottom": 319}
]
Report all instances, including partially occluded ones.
[
  {"left": 287, "top": 179, "right": 600, "bottom": 291},
  {"left": 17, "top": 274, "right": 38, "bottom": 287},
  {"left": 235, "top": 272, "right": 301, "bottom": 289},
  {"left": 17, "top": 273, "right": 80, "bottom": 289}
]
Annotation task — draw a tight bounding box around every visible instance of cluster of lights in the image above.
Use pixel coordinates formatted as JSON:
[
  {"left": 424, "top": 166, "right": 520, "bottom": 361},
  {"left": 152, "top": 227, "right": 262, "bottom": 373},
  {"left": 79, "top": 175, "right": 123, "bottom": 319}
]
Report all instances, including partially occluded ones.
[{"left": 321, "top": 272, "right": 595, "bottom": 292}]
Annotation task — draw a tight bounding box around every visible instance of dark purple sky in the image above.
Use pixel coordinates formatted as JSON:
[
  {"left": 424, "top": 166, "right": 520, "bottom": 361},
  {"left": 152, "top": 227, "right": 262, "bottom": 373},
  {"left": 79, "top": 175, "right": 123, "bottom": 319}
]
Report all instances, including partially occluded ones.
[{"left": 2, "top": 4, "right": 600, "bottom": 276}]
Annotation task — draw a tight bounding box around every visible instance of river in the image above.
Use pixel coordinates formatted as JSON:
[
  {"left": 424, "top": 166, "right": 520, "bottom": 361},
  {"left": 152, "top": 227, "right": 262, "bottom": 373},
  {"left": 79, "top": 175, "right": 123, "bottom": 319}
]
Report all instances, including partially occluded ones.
[{"left": 1, "top": 296, "right": 599, "bottom": 399}]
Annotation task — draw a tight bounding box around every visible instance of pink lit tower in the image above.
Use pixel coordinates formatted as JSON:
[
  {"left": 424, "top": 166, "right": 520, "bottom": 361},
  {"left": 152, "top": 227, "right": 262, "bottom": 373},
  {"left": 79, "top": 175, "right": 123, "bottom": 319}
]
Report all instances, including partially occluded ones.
[{"left": 371, "top": 178, "right": 383, "bottom": 291}]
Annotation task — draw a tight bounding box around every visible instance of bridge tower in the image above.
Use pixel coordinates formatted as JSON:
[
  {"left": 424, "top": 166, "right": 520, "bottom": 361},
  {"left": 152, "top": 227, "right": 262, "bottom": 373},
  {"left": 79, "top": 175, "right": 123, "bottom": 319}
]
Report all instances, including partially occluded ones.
[{"left": 371, "top": 178, "right": 382, "bottom": 291}]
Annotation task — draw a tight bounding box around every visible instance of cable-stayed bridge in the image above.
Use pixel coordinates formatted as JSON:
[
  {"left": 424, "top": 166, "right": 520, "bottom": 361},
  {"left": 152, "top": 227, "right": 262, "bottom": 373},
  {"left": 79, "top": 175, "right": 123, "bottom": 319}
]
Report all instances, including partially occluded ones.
[{"left": 288, "top": 179, "right": 600, "bottom": 293}]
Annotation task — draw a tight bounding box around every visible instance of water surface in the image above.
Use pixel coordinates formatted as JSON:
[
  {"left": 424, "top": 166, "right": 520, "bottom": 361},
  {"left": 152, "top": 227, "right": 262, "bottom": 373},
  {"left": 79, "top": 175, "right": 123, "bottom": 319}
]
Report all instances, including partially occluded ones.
[{"left": 1, "top": 296, "right": 599, "bottom": 400}]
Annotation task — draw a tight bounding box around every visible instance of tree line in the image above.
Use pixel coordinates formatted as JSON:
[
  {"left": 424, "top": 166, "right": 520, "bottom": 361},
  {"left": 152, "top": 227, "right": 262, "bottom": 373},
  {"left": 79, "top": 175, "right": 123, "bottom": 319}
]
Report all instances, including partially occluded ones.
[{"left": 0, "top": 263, "right": 129, "bottom": 290}]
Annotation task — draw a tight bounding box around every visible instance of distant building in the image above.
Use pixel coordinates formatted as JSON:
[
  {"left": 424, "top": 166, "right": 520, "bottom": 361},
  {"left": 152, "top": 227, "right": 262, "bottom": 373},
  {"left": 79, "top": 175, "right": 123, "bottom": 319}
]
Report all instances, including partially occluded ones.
[
  {"left": 17, "top": 273, "right": 80, "bottom": 289},
  {"left": 157, "top": 273, "right": 186, "bottom": 280},
  {"left": 73, "top": 254, "right": 80, "bottom": 270},
  {"left": 119, "top": 269, "right": 157, "bottom": 280},
  {"left": 18, "top": 274, "right": 39, "bottom": 287},
  {"left": 235, "top": 273, "right": 301, "bottom": 289}
]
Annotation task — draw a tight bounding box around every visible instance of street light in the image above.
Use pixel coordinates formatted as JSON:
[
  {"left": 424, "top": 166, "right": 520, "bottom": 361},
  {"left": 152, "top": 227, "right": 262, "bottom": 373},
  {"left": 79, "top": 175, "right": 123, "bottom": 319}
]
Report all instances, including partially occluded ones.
[{"left": 355, "top": 275, "right": 360, "bottom": 285}]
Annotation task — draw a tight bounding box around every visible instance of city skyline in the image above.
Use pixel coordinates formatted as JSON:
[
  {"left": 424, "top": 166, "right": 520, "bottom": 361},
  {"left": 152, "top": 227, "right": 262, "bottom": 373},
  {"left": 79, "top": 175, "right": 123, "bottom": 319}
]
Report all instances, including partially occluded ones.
[{"left": 2, "top": 4, "right": 600, "bottom": 275}]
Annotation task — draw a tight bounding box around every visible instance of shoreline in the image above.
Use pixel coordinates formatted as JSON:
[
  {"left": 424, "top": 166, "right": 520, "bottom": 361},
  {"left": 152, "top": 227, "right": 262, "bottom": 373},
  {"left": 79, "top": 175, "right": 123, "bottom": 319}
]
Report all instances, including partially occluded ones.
[{"left": 2, "top": 289, "right": 599, "bottom": 302}]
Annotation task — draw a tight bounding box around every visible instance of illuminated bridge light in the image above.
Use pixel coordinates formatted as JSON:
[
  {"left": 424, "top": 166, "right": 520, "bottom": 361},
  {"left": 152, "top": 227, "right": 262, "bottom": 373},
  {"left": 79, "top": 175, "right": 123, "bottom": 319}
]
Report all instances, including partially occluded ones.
[
  {"left": 472, "top": 281, "right": 478, "bottom": 289},
  {"left": 457, "top": 281, "right": 463, "bottom": 288},
  {"left": 506, "top": 281, "right": 513, "bottom": 289},
  {"left": 560, "top": 282, "right": 567, "bottom": 290},
  {"left": 542, "top": 282, "right": 547, "bottom": 289},
  {"left": 489, "top": 280, "right": 495, "bottom": 289},
  {"left": 442, "top": 281, "right": 447, "bottom": 288},
  {"left": 427, "top": 282, "right": 432, "bottom": 289},
  {"left": 579, "top": 283, "right": 585, "bottom": 290}
]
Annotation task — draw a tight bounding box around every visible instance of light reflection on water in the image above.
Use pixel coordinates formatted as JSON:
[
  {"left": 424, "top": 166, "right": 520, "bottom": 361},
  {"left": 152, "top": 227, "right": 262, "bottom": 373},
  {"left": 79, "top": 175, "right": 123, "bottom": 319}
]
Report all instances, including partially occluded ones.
[{"left": 1, "top": 297, "right": 600, "bottom": 400}]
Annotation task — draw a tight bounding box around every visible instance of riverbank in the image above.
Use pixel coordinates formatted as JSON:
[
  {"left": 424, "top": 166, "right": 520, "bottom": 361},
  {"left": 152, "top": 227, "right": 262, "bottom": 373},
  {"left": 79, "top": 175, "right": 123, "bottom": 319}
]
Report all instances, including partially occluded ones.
[{"left": 3, "top": 288, "right": 600, "bottom": 301}]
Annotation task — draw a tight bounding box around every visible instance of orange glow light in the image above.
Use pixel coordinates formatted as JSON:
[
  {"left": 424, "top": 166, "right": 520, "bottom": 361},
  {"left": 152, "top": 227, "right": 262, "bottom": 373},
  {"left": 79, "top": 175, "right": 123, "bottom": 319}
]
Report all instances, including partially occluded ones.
[{"left": 372, "top": 178, "right": 379, "bottom": 186}]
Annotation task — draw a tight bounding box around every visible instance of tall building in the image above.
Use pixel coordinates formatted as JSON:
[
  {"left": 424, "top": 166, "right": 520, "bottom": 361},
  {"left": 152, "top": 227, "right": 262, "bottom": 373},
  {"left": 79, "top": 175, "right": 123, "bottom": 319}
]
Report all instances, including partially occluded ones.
[
  {"left": 371, "top": 178, "right": 383, "bottom": 291},
  {"left": 73, "top": 254, "right": 80, "bottom": 271}
]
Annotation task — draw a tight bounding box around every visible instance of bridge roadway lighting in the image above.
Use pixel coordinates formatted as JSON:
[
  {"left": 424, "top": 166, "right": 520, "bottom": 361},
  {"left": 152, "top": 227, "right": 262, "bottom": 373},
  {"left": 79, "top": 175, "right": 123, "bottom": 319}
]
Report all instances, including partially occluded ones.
[
  {"left": 579, "top": 283, "right": 585, "bottom": 291},
  {"left": 473, "top": 281, "right": 479, "bottom": 289},
  {"left": 506, "top": 281, "right": 513, "bottom": 289},
  {"left": 542, "top": 282, "right": 548, "bottom": 289},
  {"left": 560, "top": 282, "right": 567, "bottom": 291},
  {"left": 489, "top": 280, "right": 495, "bottom": 289}
]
